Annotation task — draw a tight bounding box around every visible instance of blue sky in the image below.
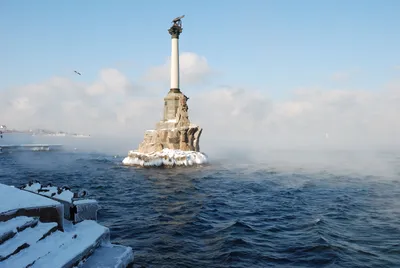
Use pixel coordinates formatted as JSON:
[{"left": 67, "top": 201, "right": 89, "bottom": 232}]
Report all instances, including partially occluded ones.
[{"left": 1, "top": 0, "right": 400, "bottom": 98}]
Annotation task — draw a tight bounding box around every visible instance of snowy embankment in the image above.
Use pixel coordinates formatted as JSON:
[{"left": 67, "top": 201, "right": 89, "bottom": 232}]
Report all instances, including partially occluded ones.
[
  {"left": 0, "top": 183, "right": 134, "bottom": 267},
  {"left": 122, "top": 148, "right": 209, "bottom": 167}
]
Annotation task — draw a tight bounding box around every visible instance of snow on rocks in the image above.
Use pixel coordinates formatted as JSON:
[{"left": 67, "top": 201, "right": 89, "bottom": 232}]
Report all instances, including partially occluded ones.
[{"left": 122, "top": 148, "right": 209, "bottom": 167}]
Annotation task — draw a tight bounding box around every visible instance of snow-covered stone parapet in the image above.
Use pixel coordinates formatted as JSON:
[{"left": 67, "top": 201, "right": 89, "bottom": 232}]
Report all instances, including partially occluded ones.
[
  {"left": 122, "top": 148, "right": 209, "bottom": 167},
  {"left": 73, "top": 200, "right": 99, "bottom": 223},
  {"left": 22, "top": 182, "right": 75, "bottom": 203},
  {"left": 20, "top": 181, "right": 98, "bottom": 224}
]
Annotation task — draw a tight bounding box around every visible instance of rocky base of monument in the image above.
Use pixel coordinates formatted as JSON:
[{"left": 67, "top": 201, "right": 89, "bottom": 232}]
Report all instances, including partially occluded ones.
[
  {"left": 123, "top": 91, "right": 209, "bottom": 168},
  {"left": 138, "top": 123, "right": 202, "bottom": 153},
  {"left": 122, "top": 148, "right": 209, "bottom": 167}
]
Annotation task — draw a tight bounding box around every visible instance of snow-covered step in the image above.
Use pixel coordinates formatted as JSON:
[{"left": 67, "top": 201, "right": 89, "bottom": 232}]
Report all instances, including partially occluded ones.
[
  {"left": 0, "top": 228, "right": 66, "bottom": 267},
  {"left": 0, "top": 221, "right": 57, "bottom": 261},
  {"left": 0, "top": 216, "right": 38, "bottom": 244},
  {"left": 1, "top": 220, "right": 110, "bottom": 268},
  {"left": 0, "top": 184, "right": 64, "bottom": 230},
  {"left": 79, "top": 244, "right": 134, "bottom": 268},
  {"left": 0, "top": 184, "right": 61, "bottom": 215}
]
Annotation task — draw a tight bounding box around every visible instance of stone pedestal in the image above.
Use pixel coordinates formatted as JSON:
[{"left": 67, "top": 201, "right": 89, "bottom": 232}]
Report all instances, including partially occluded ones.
[
  {"left": 163, "top": 91, "right": 181, "bottom": 121},
  {"left": 138, "top": 91, "right": 202, "bottom": 154}
]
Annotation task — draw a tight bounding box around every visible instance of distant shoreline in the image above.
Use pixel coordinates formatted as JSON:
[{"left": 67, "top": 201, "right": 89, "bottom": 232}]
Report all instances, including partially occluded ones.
[{"left": 1, "top": 129, "right": 91, "bottom": 138}]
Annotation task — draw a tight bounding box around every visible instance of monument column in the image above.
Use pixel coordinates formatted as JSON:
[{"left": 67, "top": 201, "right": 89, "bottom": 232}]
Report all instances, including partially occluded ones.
[
  {"left": 161, "top": 16, "right": 186, "bottom": 122},
  {"left": 168, "top": 16, "right": 183, "bottom": 93}
]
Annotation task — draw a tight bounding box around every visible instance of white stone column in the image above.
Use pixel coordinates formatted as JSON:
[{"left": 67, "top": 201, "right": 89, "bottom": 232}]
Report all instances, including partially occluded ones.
[
  {"left": 168, "top": 21, "right": 182, "bottom": 93},
  {"left": 170, "top": 37, "right": 180, "bottom": 90},
  {"left": 163, "top": 19, "right": 183, "bottom": 122}
]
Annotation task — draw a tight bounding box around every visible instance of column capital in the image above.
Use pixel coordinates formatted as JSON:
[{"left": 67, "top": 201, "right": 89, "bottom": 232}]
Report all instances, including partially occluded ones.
[
  {"left": 168, "top": 25, "right": 182, "bottom": 39},
  {"left": 169, "top": 88, "right": 181, "bottom": 93}
]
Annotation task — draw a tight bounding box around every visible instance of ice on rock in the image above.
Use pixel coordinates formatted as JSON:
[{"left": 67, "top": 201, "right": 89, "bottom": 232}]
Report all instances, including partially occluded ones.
[
  {"left": 122, "top": 148, "right": 209, "bottom": 167},
  {"left": 78, "top": 243, "right": 134, "bottom": 268},
  {"left": 73, "top": 200, "right": 99, "bottom": 222}
]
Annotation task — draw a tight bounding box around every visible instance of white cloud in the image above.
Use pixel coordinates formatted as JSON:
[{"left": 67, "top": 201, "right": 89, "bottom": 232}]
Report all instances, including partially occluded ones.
[
  {"left": 0, "top": 70, "right": 145, "bottom": 136},
  {"left": 143, "top": 52, "right": 215, "bottom": 87},
  {"left": 1, "top": 53, "right": 399, "bottom": 158},
  {"left": 330, "top": 69, "right": 360, "bottom": 82},
  {"left": 330, "top": 71, "right": 351, "bottom": 82},
  {"left": 85, "top": 68, "right": 130, "bottom": 96}
]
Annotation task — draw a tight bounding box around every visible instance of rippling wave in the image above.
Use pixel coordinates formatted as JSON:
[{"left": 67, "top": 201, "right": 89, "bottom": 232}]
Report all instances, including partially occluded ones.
[{"left": 1, "top": 150, "right": 399, "bottom": 267}]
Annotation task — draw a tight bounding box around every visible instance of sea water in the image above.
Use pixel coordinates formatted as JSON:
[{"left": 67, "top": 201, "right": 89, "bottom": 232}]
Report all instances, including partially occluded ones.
[{"left": 0, "top": 150, "right": 399, "bottom": 267}]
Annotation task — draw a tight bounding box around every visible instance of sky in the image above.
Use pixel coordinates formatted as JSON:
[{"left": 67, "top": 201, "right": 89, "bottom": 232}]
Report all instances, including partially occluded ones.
[{"left": 1, "top": 0, "right": 400, "bottom": 155}]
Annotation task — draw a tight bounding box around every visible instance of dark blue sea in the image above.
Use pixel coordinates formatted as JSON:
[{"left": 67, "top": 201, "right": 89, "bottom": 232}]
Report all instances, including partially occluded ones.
[{"left": 1, "top": 149, "right": 399, "bottom": 268}]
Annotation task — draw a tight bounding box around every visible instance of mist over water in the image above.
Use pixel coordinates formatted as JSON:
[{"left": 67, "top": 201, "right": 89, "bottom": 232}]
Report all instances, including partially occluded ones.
[
  {"left": 30, "top": 135, "right": 139, "bottom": 156},
  {"left": 1, "top": 148, "right": 399, "bottom": 267}
]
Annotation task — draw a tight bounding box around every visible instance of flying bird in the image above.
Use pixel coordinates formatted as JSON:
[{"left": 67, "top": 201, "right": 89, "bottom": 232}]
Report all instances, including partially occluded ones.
[{"left": 74, "top": 70, "right": 82, "bottom": 75}]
